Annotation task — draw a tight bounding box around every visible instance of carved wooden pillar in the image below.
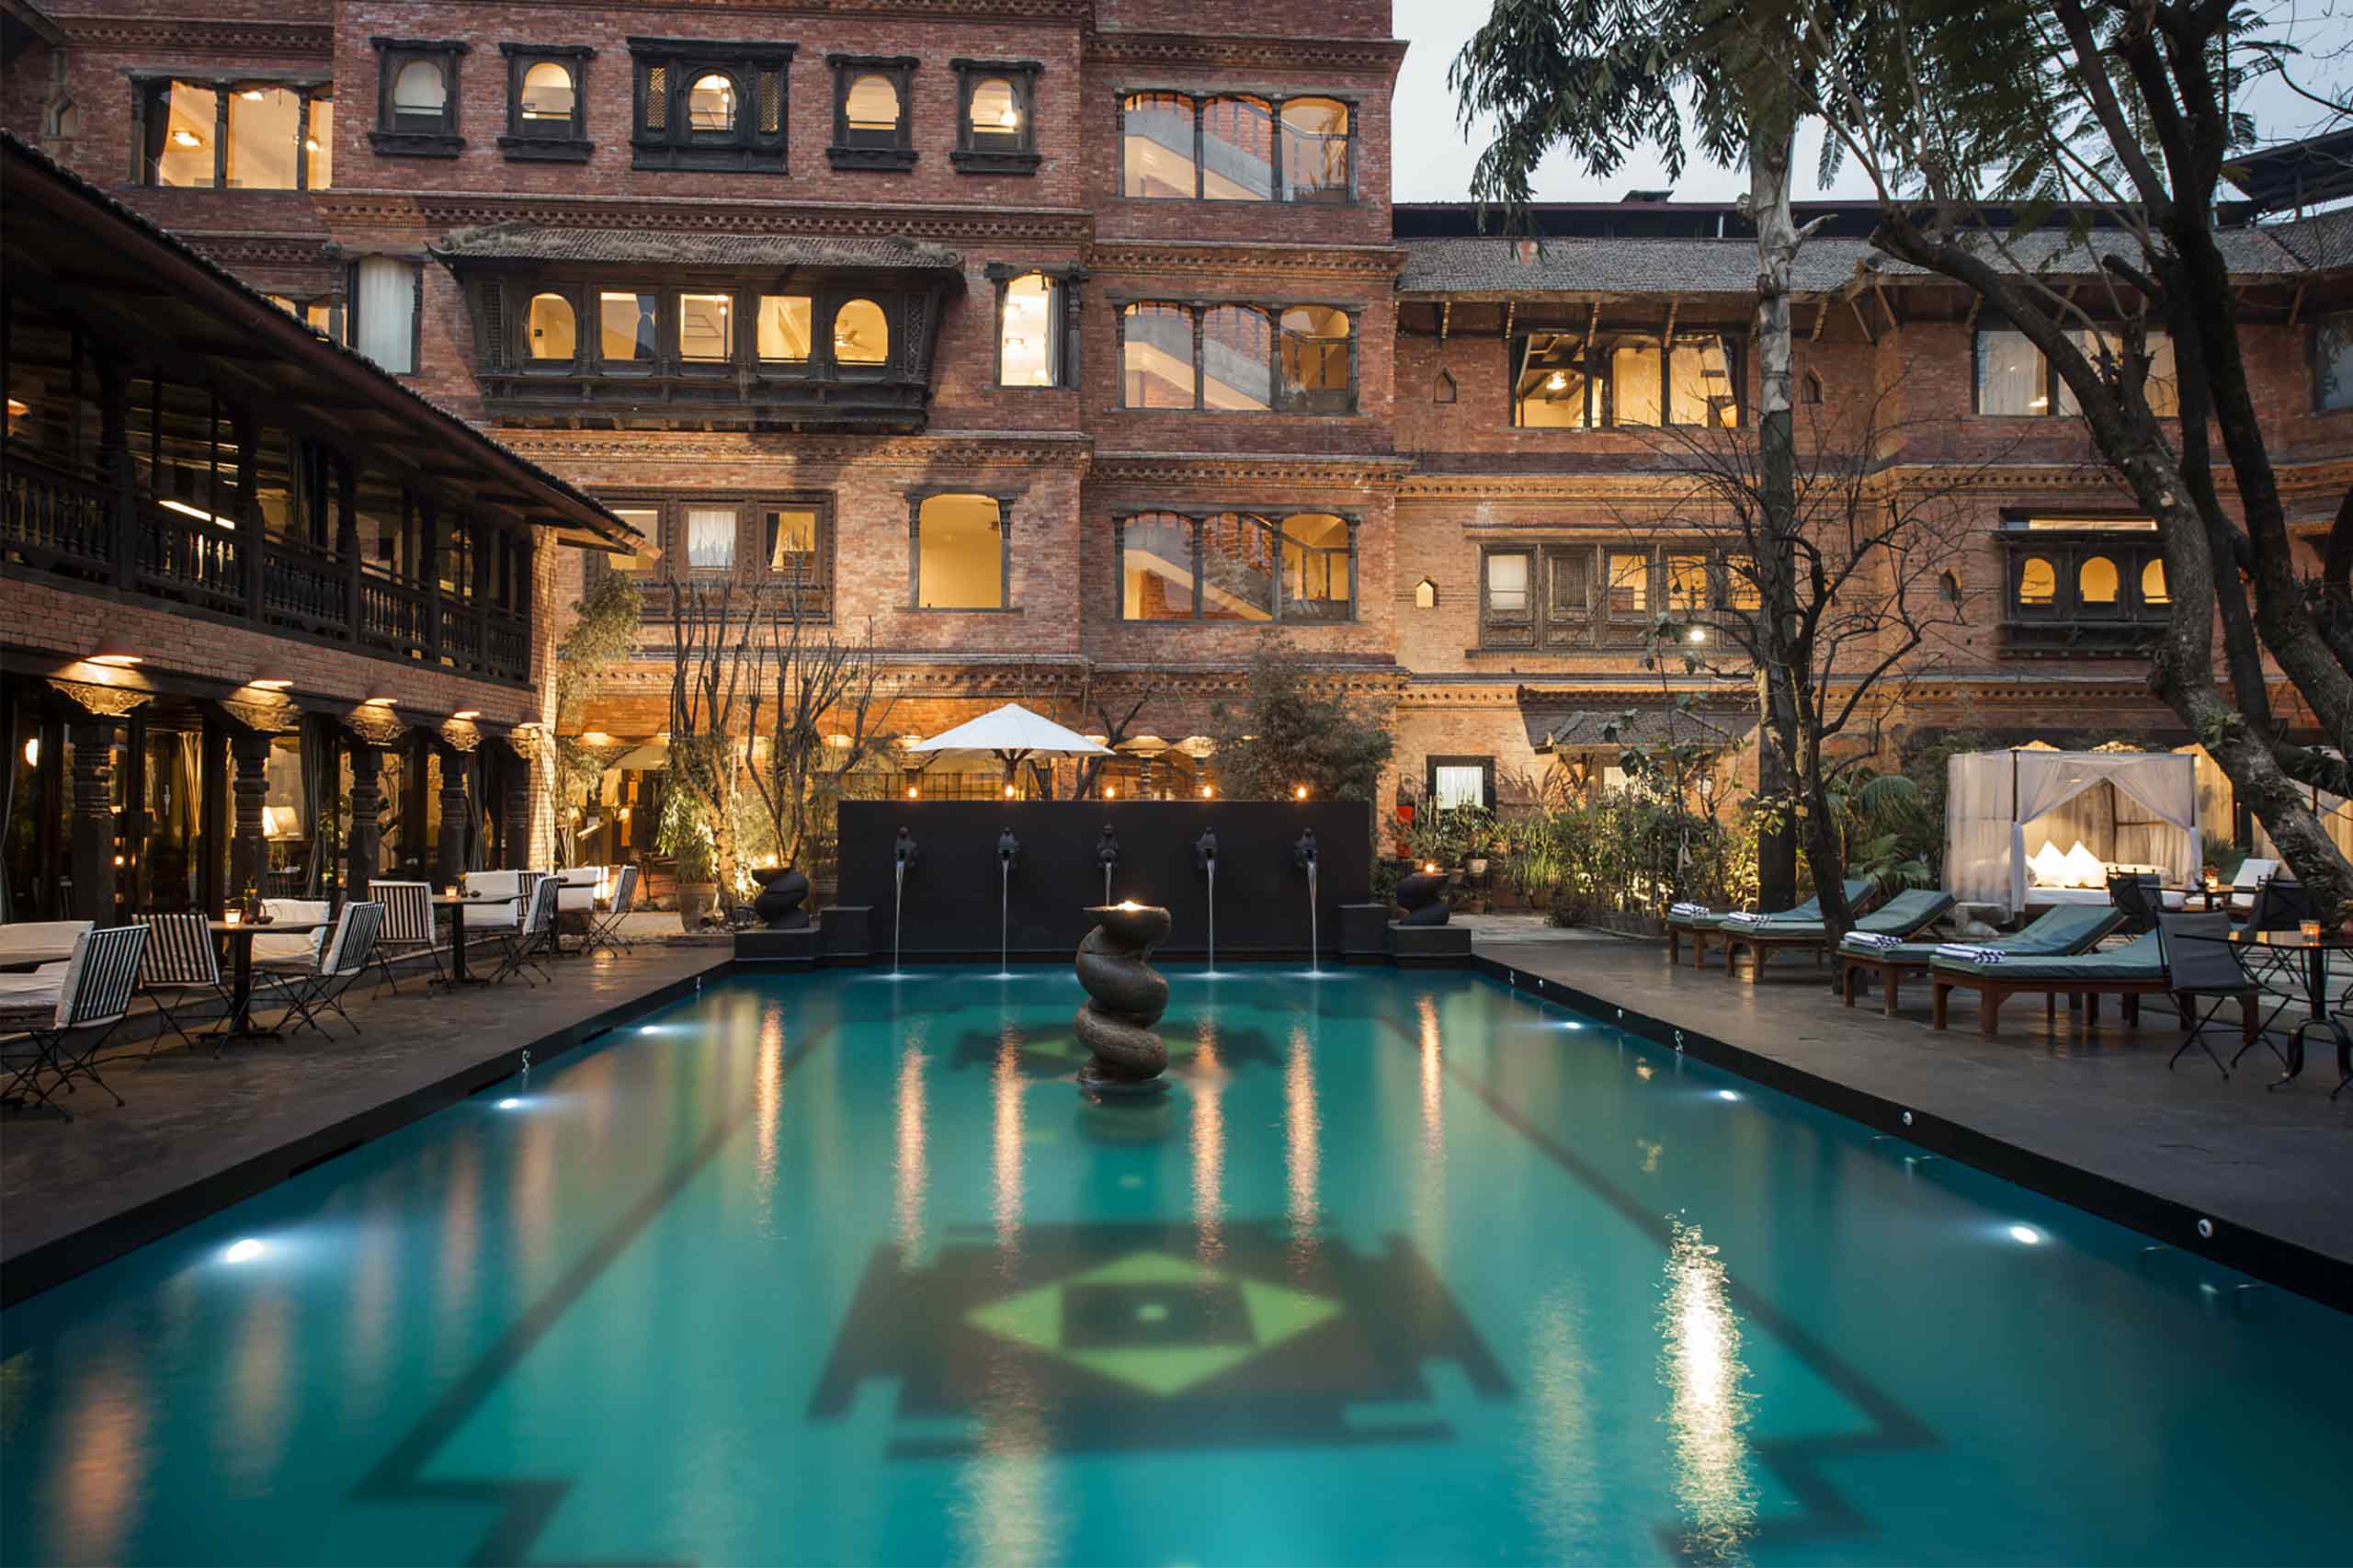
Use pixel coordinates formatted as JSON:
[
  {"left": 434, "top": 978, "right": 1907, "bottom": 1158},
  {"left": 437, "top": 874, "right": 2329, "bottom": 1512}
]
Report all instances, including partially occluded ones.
[
  {"left": 228, "top": 727, "right": 272, "bottom": 902},
  {"left": 67, "top": 719, "right": 117, "bottom": 923},
  {"left": 503, "top": 734, "right": 534, "bottom": 869},
  {"left": 346, "top": 742, "right": 382, "bottom": 897},
  {"left": 436, "top": 740, "right": 468, "bottom": 887}
]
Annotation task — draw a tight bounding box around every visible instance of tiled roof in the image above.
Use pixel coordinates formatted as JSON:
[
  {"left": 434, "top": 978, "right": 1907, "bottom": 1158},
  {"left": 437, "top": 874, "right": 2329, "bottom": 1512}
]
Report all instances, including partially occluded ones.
[
  {"left": 431, "top": 222, "right": 963, "bottom": 271},
  {"left": 2269, "top": 207, "right": 2353, "bottom": 271},
  {"left": 1400, "top": 222, "right": 2320, "bottom": 298}
]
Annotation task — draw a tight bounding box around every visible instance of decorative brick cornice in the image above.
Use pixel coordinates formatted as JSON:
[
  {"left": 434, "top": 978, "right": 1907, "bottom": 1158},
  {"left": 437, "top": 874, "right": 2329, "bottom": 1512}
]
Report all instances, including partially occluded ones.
[
  {"left": 491, "top": 429, "right": 1092, "bottom": 468},
  {"left": 1091, "top": 450, "right": 1415, "bottom": 488},
  {"left": 57, "top": 15, "right": 333, "bottom": 57},
  {"left": 313, "top": 191, "right": 1090, "bottom": 247},
  {"left": 1086, "top": 29, "right": 1410, "bottom": 74},
  {"left": 1088, "top": 241, "right": 1404, "bottom": 281},
  {"left": 173, "top": 232, "right": 335, "bottom": 271}
]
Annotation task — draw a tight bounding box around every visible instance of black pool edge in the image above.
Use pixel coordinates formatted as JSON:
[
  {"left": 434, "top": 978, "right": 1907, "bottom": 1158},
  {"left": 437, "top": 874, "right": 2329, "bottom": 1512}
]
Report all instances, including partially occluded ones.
[
  {"left": 0, "top": 960, "right": 726, "bottom": 1311},
  {"left": 1470, "top": 954, "right": 2353, "bottom": 1315}
]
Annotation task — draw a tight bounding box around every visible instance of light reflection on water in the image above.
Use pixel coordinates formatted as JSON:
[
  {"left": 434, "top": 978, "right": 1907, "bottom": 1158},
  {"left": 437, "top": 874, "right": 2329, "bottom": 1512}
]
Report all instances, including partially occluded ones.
[
  {"left": 1661, "top": 1220, "right": 1757, "bottom": 1563},
  {"left": 1190, "top": 1018, "right": 1225, "bottom": 1265},
  {"left": 1284, "top": 1021, "right": 1320, "bottom": 1266},
  {"left": 1526, "top": 1282, "right": 1599, "bottom": 1558},
  {"left": 52, "top": 1357, "right": 147, "bottom": 1565},
  {"left": 895, "top": 1043, "right": 928, "bottom": 1265},
  {"left": 992, "top": 1031, "right": 1025, "bottom": 1260},
  {"left": 1415, "top": 993, "right": 1447, "bottom": 1268}
]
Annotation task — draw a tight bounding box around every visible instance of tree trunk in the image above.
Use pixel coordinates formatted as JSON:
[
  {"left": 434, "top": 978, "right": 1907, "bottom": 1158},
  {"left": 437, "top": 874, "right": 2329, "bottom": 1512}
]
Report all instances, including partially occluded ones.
[{"left": 1750, "top": 117, "right": 1804, "bottom": 912}]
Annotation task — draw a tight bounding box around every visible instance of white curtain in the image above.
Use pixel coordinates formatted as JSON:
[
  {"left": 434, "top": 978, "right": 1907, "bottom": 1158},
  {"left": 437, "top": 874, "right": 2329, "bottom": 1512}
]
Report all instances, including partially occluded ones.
[
  {"left": 355, "top": 257, "right": 415, "bottom": 373},
  {"left": 2006, "top": 751, "right": 2198, "bottom": 910},
  {"left": 1946, "top": 751, "right": 2016, "bottom": 906}
]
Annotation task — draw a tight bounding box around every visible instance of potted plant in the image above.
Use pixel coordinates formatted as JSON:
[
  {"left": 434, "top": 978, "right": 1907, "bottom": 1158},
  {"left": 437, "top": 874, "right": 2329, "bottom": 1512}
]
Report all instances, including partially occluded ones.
[{"left": 673, "top": 835, "right": 720, "bottom": 931}]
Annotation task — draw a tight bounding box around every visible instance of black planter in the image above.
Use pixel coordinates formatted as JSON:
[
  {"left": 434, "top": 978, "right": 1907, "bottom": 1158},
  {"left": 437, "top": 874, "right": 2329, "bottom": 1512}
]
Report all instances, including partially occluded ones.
[{"left": 751, "top": 866, "right": 812, "bottom": 930}]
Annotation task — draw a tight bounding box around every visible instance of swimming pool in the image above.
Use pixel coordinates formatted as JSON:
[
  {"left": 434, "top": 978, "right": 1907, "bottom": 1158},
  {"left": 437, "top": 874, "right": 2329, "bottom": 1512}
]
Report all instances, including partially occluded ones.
[{"left": 3, "top": 966, "right": 2347, "bottom": 1565}]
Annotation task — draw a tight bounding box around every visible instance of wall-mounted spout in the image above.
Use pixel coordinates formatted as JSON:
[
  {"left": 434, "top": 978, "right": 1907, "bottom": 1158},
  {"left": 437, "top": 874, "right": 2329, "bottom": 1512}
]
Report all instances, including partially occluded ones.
[
  {"left": 891, "top": 827, "right": 919, "bottom": 975},
  {"left": 1097, "top": 824, "right": 1120, "bottom": 905},
  {"left": 1195, "top": 827, "right": 1220, "bottom": 873},
  {"left": 996, "top": 827, "right": 1021, "bottom": 872},
  {"left": 1292, "top": 828, "right": 1319, "bottom": 869},
  {"left": 893, "top": 827, "right": 921, "bottom": 870}
]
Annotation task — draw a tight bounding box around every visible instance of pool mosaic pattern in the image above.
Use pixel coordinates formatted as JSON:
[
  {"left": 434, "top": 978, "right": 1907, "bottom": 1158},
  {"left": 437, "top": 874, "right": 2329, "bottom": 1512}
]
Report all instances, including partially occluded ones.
[{"left": 2, "top": 967, "right": 2347, "bottom": 1565}]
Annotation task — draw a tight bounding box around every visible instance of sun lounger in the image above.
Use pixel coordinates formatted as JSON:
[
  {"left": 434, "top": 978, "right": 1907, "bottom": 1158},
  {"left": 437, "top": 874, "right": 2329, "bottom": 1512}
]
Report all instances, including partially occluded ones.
[
  {"left": 1927, "top": 929, "right": 2229, "bottom": 1041},
  {"left": 1838, "top": 904, "right": 2124, "bottom": 1017},
  {"left": 1665, "top": 879, "right": 1876, "bottom": 968},
  {"left": 1722, "top": 889, "right": 1957, "bottom": 982}
]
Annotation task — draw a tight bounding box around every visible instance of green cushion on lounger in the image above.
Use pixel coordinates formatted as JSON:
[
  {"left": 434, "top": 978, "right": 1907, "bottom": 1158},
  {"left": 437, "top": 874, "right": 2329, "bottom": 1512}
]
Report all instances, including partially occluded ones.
[
  {"left": 1737, "top": 888, "right": 1953, "bottom": 941},
  {"left": 1838, "top": 903, "right": 2124, "bottom": 963},
  {"left": 1928, "top": 930, "right": 2164, "bottom": 980},
  {"left": 1667, "top": 879, "right": 1873, "bottom": 931}
]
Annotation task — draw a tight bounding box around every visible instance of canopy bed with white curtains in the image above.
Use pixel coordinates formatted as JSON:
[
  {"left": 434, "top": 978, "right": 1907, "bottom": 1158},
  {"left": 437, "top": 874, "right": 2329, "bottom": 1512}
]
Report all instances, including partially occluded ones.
[{"left": 1946, "top": 748, "right": 2200, "bottom": 915}]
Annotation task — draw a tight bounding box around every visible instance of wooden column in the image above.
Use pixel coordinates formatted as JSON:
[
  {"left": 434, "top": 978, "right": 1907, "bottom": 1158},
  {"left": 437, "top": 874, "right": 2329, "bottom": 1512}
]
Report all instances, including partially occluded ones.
[
  {"left": 228, "top": 727, "right": 272, "bottom": 903},
  {"left": 346, "top": 742, "right": 382, "bottom": 897},
  {"left": 436, "top": 741, "right": 469, "bottom": 887},
  {"left": 503, "top": 744, "right": 532, "bottom": 869},
  {"left": 67, "top": 720, "right": 117, "bottom": 923},
  {"left": 96, "top": 352, "right": 134, "bottom": 587}
]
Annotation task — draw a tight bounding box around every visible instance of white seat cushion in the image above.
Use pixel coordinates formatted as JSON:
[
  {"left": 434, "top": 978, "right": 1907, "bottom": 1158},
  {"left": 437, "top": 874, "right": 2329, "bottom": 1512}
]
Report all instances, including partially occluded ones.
[
  {"left": 463, "top": 871, "right": 524, "bottom": 902},
  {"left": 253, "top": 930, "right": 324, "bottom": 964},
  {"left": 0, "top": 920, "right": 93, "bottom": 960},
  {"left": 555, "top": 868, "right": 602, "bottom": 913}
]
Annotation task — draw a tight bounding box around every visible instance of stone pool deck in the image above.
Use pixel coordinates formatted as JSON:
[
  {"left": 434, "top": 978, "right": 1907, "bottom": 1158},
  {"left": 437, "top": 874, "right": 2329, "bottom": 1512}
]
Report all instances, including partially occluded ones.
[
  {"left": 1, "top": 935, "right": 728, "bottom": 1306},
  {"left": 1472, "top": 926, "right": 2353, "bottom": 1310}
]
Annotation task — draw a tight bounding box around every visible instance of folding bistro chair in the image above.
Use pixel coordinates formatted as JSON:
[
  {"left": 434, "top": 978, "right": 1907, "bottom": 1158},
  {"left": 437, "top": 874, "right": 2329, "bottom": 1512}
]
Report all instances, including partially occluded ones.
[
  {"left": 2105, "top": 870, "right": 2166, "bottom": 936},
  {"left": 368, "top": 880, "right": 445, "bottom": 994},
  {"left": 134, "top": 910, "right": 233, "bottom": 1055},
  {"left": 0, "top": 924, "right": 149, "bottom": 1118},
  {"left": 490, "top": 876, "right": 561, "bottom": 987},
  {"left": 584, "top": 864, "right": 640, "bottom": 958},
  {"left": 2155, "top": 913, "right": 2265, "bottom": 1076},
  {"left": 256, "top": 901, "right": 384, "bottom": 1039}
]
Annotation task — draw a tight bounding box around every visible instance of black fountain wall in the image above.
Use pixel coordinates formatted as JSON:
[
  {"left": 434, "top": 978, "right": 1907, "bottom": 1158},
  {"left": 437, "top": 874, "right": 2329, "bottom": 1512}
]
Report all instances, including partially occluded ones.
[{"left": 837, "top": 800, "right": 1372, "bottom": 962}]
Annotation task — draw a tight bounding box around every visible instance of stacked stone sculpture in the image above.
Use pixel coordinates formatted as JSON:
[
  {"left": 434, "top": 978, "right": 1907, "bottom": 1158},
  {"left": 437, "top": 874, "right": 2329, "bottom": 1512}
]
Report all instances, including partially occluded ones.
[
  {"left": 1074, "top": 902, "right": 1172, "bottom": 1090},
  {"left": 751, "top": 866, "right": 812, "bottom": 929},
  {"left": 1394, "top": 869, "right": 1451, "bottom": 926}
]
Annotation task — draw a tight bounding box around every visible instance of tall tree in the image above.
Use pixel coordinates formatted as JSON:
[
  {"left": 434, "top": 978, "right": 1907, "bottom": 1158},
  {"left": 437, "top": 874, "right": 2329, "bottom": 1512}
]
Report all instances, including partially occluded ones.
[
  {"left": 1770, "top": 0, "right": 2353, "bottom": 915},
  {"left": 1451, "top": 0, "right": 1834, "bottom": 916}
]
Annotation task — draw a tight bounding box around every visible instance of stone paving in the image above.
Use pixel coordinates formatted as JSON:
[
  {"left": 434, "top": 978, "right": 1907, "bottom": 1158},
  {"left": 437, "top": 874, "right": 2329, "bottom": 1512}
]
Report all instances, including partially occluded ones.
[{"left": 1473, "top": 923, "right": 2353, "bottom": 1285}]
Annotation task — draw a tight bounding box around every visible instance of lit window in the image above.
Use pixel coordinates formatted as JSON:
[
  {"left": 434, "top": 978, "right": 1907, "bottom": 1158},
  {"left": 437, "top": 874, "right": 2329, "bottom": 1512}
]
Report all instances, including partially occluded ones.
[
  {"left": 1201, "top": 96, "right": 1274, "bottom": 200},
  {"left": 1722, "top": 554, "right": 1762, "bottom": 610},
  {"left": 915, "top": 494, "right": 1006, "bottom": 609},
  {"left": 1514, "top": 335, "right": 1589, "bottom": 427},
  {"left": 598, "top": 291, "right": 657, "bottom": 362},
  {"left": 225, "top": 85, "right": 301, "bottom": 188},
  {"left": 954, "top": 62, "right": 1039, "bottom": 171},
  {"left": 1415, "top": 577, "right": 1438, "bottom": 608},
  {"left": 756, "top": 296, "right": 813, "bottom": 362},
  {"left": 519, "top": 62, "right": 574, "bottom": 120},
  {"left": 527, "top": 292, "right": 576, "bottom": 360},
  {"left": 1122, "top": 302, "right": 1196, "bottom": 408},
  {"left": 353, "top": 256, "right": 418, "bottom": 374},
  {"left": 1665, "top": 553, "right": 1709, "bottom": 612},
  {"left": 148, "top": 81, "right": 219, "bottom": 186},
  {"left": 1976, "top": 327, "right": 2049, "bottom": 415},
  {"left": 686, "top": 507, "right": 736, "bottom": 571},
  {"left": 679, "top": 294, "right": 733, "bottom": 362},
  {"left": 971, "top": 77, "right": 1017, "bottom": 135},
  {"left": 1433, "top": 765, "right": 1485, "bottom": 811},
  {"left": 2142, "top": 559, "right": 2168, "bottom": 604},
  {"left": 1486, "top": 552, "right": 1529, "bottom": 615},
  {"left": 766, "top": 508, "right": 818, "bottom": 574},
  {"left": 832, "top": 300, "right": 889, "bottom": 367},
  {"left": 306, "top": 96, "right": 333, "bottom": 187},
  {"left": 1279, "top": 306, "right": 1351, "bottom": 412},
  {"left": 1280, "top": 514, "right": 1352, "bottom": 619},
  {"left": 846, "top": 74, "right": 898, "bottom": 135},
  {"left": 2079, "top": 555, "right": 2120, "bottom": 605},
  {"left": 1609, "top": 340, "right": 1663, "bottom": 426},
  {"left": 1279, "top": 98, "right": 1349, "bottom": 200},
  {"left": 998, "top": 271, "right": 1060, "bottom": 388},
  {"left": 1607, "top": 551, "right": 1649, "bottom": 614},
  {"left": 688, "top": 74, "right": 736, "bottom": 131},
  {"left": 607, "top": 509, "right": 661, "bottom": 574},
  {"left": 2018, "top": 556, "right": 2058, "bottom": 606},
  {"left": 1199, "top": 513, "right": 1276, "bottom": 620},
  {"left": 1121, "top": 512, "right": 1196, "bottom": 620},
  {"left": 373, "top": 41, "right": 465, "bottom": 153},
  {"left": 1668, "top": 335, "right": 1738, "bottom": 426},
  {"left": 1121, "top": 92, "right": 1197, "bottom": 198},
  {"left": 1201, "top": 306, "right": 1273, "bottom": 411}
]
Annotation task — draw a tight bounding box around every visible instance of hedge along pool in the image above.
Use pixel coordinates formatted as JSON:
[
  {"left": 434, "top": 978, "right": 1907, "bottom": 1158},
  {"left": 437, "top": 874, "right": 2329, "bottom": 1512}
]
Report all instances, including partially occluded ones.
[{"left": 2, "top": 965, "right": 2347, "bottom": 1565}]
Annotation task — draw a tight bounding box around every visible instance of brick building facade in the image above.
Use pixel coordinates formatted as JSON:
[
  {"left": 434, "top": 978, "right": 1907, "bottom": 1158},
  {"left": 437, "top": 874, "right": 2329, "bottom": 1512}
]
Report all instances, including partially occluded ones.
[{"left": 6, "top": 0, "right": 2349, "bottom": 861}]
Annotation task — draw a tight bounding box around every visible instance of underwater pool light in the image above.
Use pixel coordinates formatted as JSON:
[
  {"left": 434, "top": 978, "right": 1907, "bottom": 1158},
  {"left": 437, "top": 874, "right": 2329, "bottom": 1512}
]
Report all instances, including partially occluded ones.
[
  {"left": 1717, "top": 1089, "right": 1741, "bottom": 1101},
  {"left": 2008, "top": 1224, "right": 2044, "bottom": 1246},
  {"left": 497, "top": 1097, "right": 523, "bottom": 1110},
  {"left": 223, "top": 1239, "right": 265, "bottom": 1264}
]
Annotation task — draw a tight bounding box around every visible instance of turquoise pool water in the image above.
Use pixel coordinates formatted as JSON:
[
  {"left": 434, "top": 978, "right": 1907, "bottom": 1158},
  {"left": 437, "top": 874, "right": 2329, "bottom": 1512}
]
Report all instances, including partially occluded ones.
[{"left": 3, "top": 966, "right": 2347, "bottom": 1565}]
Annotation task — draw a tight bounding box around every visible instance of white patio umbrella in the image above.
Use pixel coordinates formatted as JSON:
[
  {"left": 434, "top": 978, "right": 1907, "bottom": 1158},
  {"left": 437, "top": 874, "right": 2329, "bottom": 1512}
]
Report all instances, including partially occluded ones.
[{"left": 905, "top": 703, "right": 1112, "bottom": 769}]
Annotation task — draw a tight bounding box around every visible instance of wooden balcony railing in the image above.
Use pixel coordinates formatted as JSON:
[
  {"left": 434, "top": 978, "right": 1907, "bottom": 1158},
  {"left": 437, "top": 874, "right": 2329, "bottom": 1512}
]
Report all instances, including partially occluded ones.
[{"left": 2, "top": 452, "right": 533, "bottom": 687}]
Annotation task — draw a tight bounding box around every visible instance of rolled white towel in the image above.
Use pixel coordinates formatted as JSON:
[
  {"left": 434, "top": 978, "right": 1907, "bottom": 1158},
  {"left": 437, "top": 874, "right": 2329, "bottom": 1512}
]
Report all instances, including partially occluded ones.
[
  {"left": 1722, "top": 911, "right": 1767, "bottom": 926},
  {"left": 1842, "top": 932, "right": 1902, "bottom": 952},
  {"left": 1669, "top": 902, "right": 1709, "bottom": 918},
  {"left": 1935, "top": 943, "right": 2005, "bottom": 964}
]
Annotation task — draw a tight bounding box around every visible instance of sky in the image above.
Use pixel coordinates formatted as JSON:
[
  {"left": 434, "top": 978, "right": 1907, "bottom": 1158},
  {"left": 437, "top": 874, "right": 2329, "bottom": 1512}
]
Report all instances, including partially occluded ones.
[{"left": 1387, "top": 0, "right": 2353, "bottom": 205}]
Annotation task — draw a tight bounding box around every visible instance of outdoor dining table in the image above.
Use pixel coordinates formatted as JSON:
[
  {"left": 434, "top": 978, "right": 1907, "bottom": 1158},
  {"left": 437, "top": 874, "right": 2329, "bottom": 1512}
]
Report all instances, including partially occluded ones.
[
  {"left": 2226, "top": 927, "right": 2353, "bottom": 1095},
  {"left": 208, "top": 916, "right": 330, "bottom": 1043},
  {"left": 431, "top": 894, "right": 513, "bottom": 986}
]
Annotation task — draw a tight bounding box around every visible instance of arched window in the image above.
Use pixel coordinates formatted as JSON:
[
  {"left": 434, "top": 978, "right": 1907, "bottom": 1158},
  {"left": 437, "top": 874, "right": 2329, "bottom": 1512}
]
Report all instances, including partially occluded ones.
[
  {"left": 970, "top": 77, "right": 1017, "bottom": 135},
  {"left": 1279, "top": 97, "right": 1350, "bottom": 200},
  {"left": 1120, "top": 511, "right": 1195, "bottom": 619},
  {"left": 1199, "top": 95, "right": 1274, "bottom": 200},
  {"left": 999, "top": 270, "right": 1059, "bottom": 387},
  {"left": 1121, "top": 92, "right": 1196, "bottom": 198},
  {"left": 846, "top": 74, "right": 900, "bottom": 135},
  {"left": 1121, "top": 302, "right": 1196, "bottom": 407},
  {"left": 1434, "top": 369, "right": 1457, "bottom": 404},
  {"left": 687, "top": 73, "right": 736, "bottom": 131},
  {"left": 519, "top": 62, "right": 575, "bottom": 121},
  {"left": 2018, "top": 556, "right": 2058, "bottom": 607},
  {"left": 2079, "top": 555, "right": 2120, "bottom": 605},
  {"left": 832, "top": 299, "right": 888, "bottom": 366},
  {"left": 526, "top": 292, "right": 576, "bottom": 360},
  {"left": 1279, "top": 305, "right": 1352, "bottom": 412},
  {"left": 2141, "top": 558, "right": 2169, "bottom": 605},
  {"left": 392, "top": 60, "right": 447, "bottom": 114},
  {"left": 1201, "top": 305, "right": 1273, "bottom": 410}
]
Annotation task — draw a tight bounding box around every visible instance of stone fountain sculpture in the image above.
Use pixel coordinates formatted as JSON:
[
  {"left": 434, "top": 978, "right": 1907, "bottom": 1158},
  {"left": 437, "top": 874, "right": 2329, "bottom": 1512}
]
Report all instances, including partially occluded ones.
[
  {"left": 751, "top": 865, "right": 812, "bottom": 929},
  {"left": 1394, "top": 867, "right": 1452, "bottom": 926},
  {"left": 1074, "top": 902, "right": 1171, "bottom": 1090}
]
